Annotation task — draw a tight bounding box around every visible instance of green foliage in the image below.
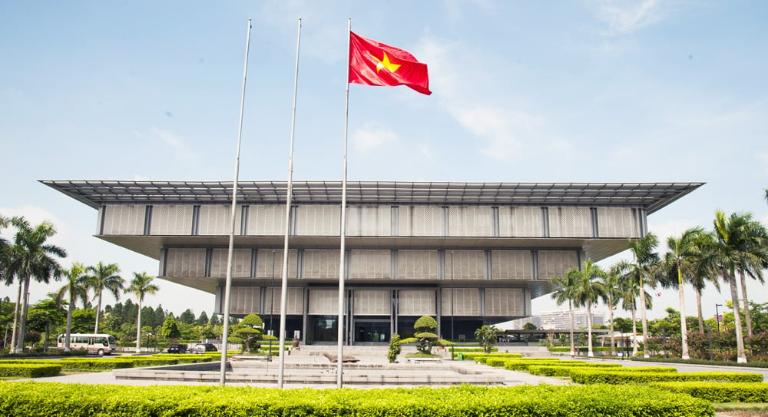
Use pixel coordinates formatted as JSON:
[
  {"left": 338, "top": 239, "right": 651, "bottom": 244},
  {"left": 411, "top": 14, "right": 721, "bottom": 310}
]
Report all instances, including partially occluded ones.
[
  {"left": 0, "top": 382, "right": 713, "bottom": 417},
  {"left": 570, "top": 369, "right": 763, "bottom": 384},
  {"left": 387, "top": 333, "right": 401, "bottom": 363},
  {"left": 474, "top": 325, "right": 500, "bottom": 353},
  {"left": 0, "top": 364, "right": 61, "bottom": 378},
  {"left": 232, "top": 314, "right": 264, "bottom": 353},
  {"left": 632, "top": 356, "right": 768, "bottom": 368},
  {"left": 457, "top": 352, "right": 519, "bottom": 361},
  {"left": 527, "top": 365, "right": 670, "bottom": 377},
  {"left": 649, "top": 382, "right": 768, "bottom": 403},
  {"left": 412, "top": 315, "right": 438, "bottom": 354},
  {"left": 413, "top": 315, "right": 437, "bottom": 332},
  {"left": 158, "top": 315, "right": 181, "bottom": 341}
]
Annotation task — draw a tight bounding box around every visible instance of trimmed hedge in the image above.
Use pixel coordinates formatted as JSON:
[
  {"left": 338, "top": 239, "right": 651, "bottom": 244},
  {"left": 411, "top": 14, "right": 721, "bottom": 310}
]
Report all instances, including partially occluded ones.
[
  {"left": 571, "top": 369, "right": 763, "bottom": 384},
  {"left": 527, "top": 365, "right": 667, "bottom": 377},
  {"left": 633, "top": 357, "right": 768, "bottom": 369},
  {"left": 0, "top": 382, "right": 713, "bottom": 416},
  {"left": 502, "top": 359, "right": 588, "bottom": 371},
  {"left": 463, "top": 352, "right": 522, "bottom": 362},
  {"left": 0, "top": 364, "right": 61, "bottom": 378},
  {"left": 650, "top": 381, "right": 768, "bottom": 403}
]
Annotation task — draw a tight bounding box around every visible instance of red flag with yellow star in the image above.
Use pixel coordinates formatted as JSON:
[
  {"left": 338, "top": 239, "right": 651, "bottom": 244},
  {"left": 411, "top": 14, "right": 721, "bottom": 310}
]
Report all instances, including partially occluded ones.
[{"left": 348, "top": 31, "right": 431, "bottom": 95}]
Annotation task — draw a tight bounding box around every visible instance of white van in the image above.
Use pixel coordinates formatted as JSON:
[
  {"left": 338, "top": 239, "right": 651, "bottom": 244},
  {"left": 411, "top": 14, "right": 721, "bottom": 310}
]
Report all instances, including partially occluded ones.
[{"left": 57, "top": 333, "right": 116, "bottom": 355}]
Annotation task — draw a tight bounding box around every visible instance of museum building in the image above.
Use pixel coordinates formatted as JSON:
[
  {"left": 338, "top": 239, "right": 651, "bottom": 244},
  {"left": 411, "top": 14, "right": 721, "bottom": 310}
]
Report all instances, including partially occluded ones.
[{"left": 44, "top": 180, "right": 700, "bottom": 345}]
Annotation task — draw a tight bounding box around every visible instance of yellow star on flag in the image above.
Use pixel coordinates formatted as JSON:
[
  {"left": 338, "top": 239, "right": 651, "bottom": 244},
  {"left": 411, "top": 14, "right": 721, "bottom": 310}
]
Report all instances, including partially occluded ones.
[{"left": 371, "top": 51, "right": 401, "bottom": 73}]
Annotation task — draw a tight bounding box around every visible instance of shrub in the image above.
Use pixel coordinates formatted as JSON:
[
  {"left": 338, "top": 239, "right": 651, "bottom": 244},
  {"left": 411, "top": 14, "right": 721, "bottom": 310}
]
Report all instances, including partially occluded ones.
[
  {"left": 525, "top": 364, "right": 640, "bottom": 377},
  {"left": 571, "top": 369, "right": 763, "bottom": 384},
  {"left": 460, "top": 352, "right": 520, "bottom": 361},
  {"left": 632, "top": 356, "right": 768, "bottom": 368},
  {"left": 649, "top": 382, "right": 768, "bottom": 403},
  {"left": 474, "top": 325, "right": 500, "bottom": 353},
  {"left": 0, "top": 382, "right": 713, "bottom": 416},
  {"left": 0, "top": 364, "right": 61, "bottom": 378},
  {"left": 413, "top": 315, "right": 438, "bottom": 354},
  {"left": 388, "top": 334, "right": 401, "bottom": 363},
  {"left": 503, "top": 359, "right": 588, "bottom": 371}
]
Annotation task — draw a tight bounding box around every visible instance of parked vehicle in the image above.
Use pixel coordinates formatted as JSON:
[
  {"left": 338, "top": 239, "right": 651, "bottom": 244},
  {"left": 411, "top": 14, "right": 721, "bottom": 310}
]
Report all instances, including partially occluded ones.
[
  {"left": 57, "top": 333, "right": 116, "bottom": 356},
  {"left": 166, "top": 344, "right": 188, "bottom": 354},
  {"left": 193, "top": 343, "right": 217, "bottom": 353}
]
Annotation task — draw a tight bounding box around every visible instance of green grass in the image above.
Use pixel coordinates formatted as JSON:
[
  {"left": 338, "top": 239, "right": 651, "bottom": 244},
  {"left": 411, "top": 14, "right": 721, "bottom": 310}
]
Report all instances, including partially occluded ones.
[{"left": 650, "top": 382, "right": 768, "bottom": 403}]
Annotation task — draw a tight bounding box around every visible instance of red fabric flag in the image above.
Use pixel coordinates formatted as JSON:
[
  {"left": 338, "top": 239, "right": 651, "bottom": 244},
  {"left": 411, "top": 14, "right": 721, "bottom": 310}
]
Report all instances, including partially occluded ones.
[{"left": 348, "top": 31, "right": 431, "bottom": 95}]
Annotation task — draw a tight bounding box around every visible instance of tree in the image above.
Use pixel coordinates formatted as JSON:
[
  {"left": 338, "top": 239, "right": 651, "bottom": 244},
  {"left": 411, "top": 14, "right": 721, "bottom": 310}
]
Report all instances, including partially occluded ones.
[
  {"left": 688, "top": 232, "right": 719, "bottom": 333},
  {"left": 623, "top": 233, "right": 660, "bottom": 358},
  {"left": 617, "top": 261, "right": 652, "bottom": 356},
  {"left": 55, "top": 262, "right": 89, "bottom": 351},
  {"left": 599, "top": 264, "right": 624, "bottom": 356},
  {"left": 159, "top": 315, "right": 181, "bottom": 342},
  {"left": 179, "top": 309, "right": 196, "bottom": 325},
  {"left": 387, "top": 333, "right": 401, "bottom": 363},
  {"left": 196, "top": 311, "right": 209, "bottom": 326},
  {"left": 570, "top": 259, "right": 606, "bottom": 358},
  {"left": 732, "top": 215, "right": 768, "bottom": 338},
  {"left": 231, "top": 314, "right": 264, "bottom": 353},
  {"left": 474, "top": 325, "right": 500, "bottom": 353},
  {"left": 26, "top": 295, "right": 65, "bottom": 350},
  {"left": 3, "top": 217, "right": 66, "bottom": 353},
  {"left": 550, "top": 270, "right": 578, "bottom": 356},
  {"left": 86, "top": 262, "right": 123, "bottom": 334},
  {"left": 71, "top": 308, "right": 96, "bottom": 333},
  {"left": 128, "top": 272, "right": 159, "bottom": 353},
  {"left": 412, "top": 315, "right": 439, "bottom": 354}
]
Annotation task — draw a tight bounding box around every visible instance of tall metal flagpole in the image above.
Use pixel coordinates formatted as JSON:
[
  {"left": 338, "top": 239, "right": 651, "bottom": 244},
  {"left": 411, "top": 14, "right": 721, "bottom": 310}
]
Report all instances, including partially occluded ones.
[
  {"left": 337, "top": 17, "right": 351, "bottom": 389},
  {"left": 219, "top": 17, "right": 253, "bottom": 387},
  {"left": 277, "top": 17, "right": 302, "bottom": 389}
]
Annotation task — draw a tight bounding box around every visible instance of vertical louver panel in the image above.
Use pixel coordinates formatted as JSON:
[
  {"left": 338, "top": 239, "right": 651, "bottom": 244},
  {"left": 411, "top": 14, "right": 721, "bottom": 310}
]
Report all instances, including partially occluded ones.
[
  {"left": 444, "top": 250, "right": 485, "bottom": 280},
  {"left": 264, "top": 287, "right": 304, "bottom": 314},
  {"left": 295, "top": 205, "right": 340, "bottom": 236},
  {"left": 164, "top": 248, "right": 206, "bottom": 278},
  {"left": 484, "top": 288, "right": 524, "bottom": 316},
  {"left": 447, "top": 206, "right": 493, "bottom": 236},
  {"left": 441, "top": 288, "right": 481, "bottom": 316},
  {"left": 349, "top": 250, "right": 391, "bottom": 279},
  {"left": 401, "top": 205, "right": 444, "bottom": 236},
  {"left": 102, "top": 204, "right": 145, "bottom": 235},
  {"left": 209, "top": 249, "right": 252, "bottom": 278},
  {"left": 396, "top": 250, "right": 439, "bottom": 280},
  {"left": 597, "top": 207, "right": 637, "bottom": 238},
  {"left": 398, "top": 290, "right": 436, "bottom": 315},
  {"left": 538, "top": 250, "right": 579, "bottom": 280},
  {"left": 548, "top": 207, "right": 593, "bottom": 237},
  {"left": 247, "top": 205, "right": 285, "bottom": 235},
  {"left": 491, "top": 250, "right": 533, "bottom": 280},
  {"left": 254, "top": 249, "right": 298, "bottom": 279},
  {"left": 149, "top": 205, "right": 194, "bottom": 235},
  {"left": 308, "top": 289, "right": 339, "bottom": 315},
  {"left": 347, "top": 205, "right": 391, "bottom": 236},
  {"left": 498, "top": 206, "right": 543, "bottom": 237},
  {"left": 302, "top": 249, "right": 339, "bottom": 279},
  {"left": 197, "top": 205, "right": 244, "bottom": 235},
  {"left": 230, "top": 287, "right": 261, "bottom": 315},
  {"left": 353, "top": 290, "right": 390, "bottom": 315}
]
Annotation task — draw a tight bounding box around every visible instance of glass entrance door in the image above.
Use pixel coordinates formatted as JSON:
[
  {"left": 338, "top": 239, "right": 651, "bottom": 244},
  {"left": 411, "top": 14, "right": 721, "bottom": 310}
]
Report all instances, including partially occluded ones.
[{"left": 354, "top": 320, "right": 390, "bottom": 343}]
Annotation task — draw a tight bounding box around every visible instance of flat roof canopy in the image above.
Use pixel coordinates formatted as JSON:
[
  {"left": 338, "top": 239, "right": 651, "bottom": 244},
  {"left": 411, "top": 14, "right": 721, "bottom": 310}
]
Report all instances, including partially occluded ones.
[{"left": 41, "top": 180, "right": 702, "bottom": 213}]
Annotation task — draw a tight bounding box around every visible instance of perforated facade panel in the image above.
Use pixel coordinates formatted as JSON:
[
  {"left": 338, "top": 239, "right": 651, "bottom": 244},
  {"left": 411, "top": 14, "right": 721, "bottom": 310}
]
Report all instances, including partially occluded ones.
[
  {"left": 548, "top": 206, "right": 593, "bottom": 237},
  {"left": 197, "top": 205, "right": 243, "bottom": 235},
  {"left": 102, "top": 204, "right": 145, "bottom": 235},
  {"left": 347, "top": 205, "right": 390, "bottom": 236},
  {"left": 396, "top": 250, "right": 439, "bottom": 280},
  {"left": 399, "top": 205, "right": 443, "bottom": 236},
  {"left": 247, "top": 205, "right": 285, "bottom": 235},
  {"left": 349, "top": 250, "right": 391, "bottom": 279},
  {"left": 254, "top": 249, "right": 298, "bottom": 279},
  {"left": 485, "top": 288, "right": 524, "bottom": 316},
  {"left": 441, "top": 288, "right": 481, "bottom": 316},
  {"left": 444, "top": 250, "right": 485, "bottom": 280},
  {"left": 597, "top": 207, "right": 638, "bottom": 238},
  {"left": 264, "top": 287, "right": 304, "bottom": 314},
  {"left": 210, "top": 248, "right": 251, "bottom": 278},
  {"left": 398, "top": 290, "right": 436, "bottom": 315},
  {"left": 164, "top": 248, "right": 206, "bottom": 278},
  {"left": 302, "top": 249, "right": 339, "bottom": 279},
  {"left": 230, "top": 287, "right": 260, "bottom": 315},
  {"left": 538, "top": 250, "right": 579, "bottom": 280},
  {"left": 497, "top": 206, "right": 542, "bottom": 237},
  {"left": 149, "top": 205, "right": 193, "bottom": 235},
  {"left": 353, "top": 290, "right": 390, "bottom": 315},
  {"left": 447, "top": 206, "right": 493, "bottom": 236},
  {"left": 491, "top": 250, "right": 533, "bottom": 280},
  {"left": 295, "top": 205, "right": 340, "bottom": 236},
  {"left": 308, "top": 289, "right": 339, "bottom": 315}
]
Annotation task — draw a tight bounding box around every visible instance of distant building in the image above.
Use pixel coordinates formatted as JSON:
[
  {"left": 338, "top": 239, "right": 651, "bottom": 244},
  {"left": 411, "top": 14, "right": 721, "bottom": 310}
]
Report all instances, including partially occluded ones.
[
  {"left": 44, "top": 180, "right": 699, "bottom": 344},
  {"left": 495, "top": 310, "right": 608, "bottom": 331}
]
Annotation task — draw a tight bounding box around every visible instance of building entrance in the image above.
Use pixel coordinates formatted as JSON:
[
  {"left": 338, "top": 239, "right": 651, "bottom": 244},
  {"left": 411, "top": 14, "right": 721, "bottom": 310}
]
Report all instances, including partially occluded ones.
[{"left": 354, "top": 319, "right": 390, "bottom": 343}]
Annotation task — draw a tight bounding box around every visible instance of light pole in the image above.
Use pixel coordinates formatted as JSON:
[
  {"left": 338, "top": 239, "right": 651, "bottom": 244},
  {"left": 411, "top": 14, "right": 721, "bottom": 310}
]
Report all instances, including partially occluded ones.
[
  {"left": 269, "top": 249, "right": 276, "bottom": 361},
  {"left": 715, "top": 304, "right": 723, "bottom": 334}
]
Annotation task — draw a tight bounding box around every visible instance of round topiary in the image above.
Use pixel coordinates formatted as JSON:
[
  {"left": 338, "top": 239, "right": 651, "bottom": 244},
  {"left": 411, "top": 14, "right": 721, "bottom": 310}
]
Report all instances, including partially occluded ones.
[{"left": 414, "top": 315, "right": 437, "bottom": 332}]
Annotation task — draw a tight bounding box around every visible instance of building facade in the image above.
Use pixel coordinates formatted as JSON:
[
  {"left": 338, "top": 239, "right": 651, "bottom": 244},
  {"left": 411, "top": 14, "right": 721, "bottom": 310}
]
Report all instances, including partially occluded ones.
[{"left": 45, "top": 180, "right": 700, "bottom": 344}]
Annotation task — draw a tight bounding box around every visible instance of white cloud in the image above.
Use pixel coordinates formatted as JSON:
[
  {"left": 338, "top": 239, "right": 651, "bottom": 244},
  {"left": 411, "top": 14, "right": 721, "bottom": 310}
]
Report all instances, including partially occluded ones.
[
  {"left": 587, "top": 0, "right": 669, "bottom": 35},
  {"left": 351, "top": 123, "right": 398, "bottom": 152}
]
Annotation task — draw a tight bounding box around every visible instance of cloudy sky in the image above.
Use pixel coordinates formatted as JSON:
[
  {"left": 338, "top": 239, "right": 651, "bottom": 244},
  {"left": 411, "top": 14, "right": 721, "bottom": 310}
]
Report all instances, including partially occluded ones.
[{"left": 1, "top": 1, "right": 767, "bottom": 320}]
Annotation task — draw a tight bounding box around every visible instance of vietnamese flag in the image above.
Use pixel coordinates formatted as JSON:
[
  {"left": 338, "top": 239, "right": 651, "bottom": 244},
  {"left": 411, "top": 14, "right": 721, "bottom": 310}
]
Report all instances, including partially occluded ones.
[{"left": 348, "top": 32, "right": 431, "bottom": 95}]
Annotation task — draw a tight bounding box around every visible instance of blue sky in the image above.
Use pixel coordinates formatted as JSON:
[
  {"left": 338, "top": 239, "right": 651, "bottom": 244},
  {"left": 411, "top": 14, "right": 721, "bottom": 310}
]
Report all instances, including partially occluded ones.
[{"left": 1, "top": 1, "right": 767, "bottom": 320}]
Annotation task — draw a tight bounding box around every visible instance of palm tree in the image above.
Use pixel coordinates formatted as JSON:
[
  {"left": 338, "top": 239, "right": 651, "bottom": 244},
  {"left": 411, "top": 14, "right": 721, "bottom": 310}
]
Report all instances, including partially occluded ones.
[
  {"left": 624, "top": 233, "right": 660, "bottom": 358},
  {"left": 660, "top": 228, "right": 706, "bottom": 360},
  {"left": 55, "top": 263, "right": 89, "bottom": 352},
  {"left": 128, "top": 272, "right": 158, "bottom": 353},
  {"left": 733, "top": 216, "right": 768, "bottom": 338},
  {"left": 3, "top": 217, "right": 66, "bottom": 353},
  {"left": 617, "top": 266, "right": 653, "bottom": 356},
  {"left": 570, "top": 259, "right": 606, "bottom": 358},
  {"left": 551, "top": 269, "right": 579, "bottom": 356},
  {"left": 87, "top": 262, "right": 123, "bottom": 334},
  {"left": 688, "top": 232, "right": 719, "bottom": 333},
  {"left": 599, "top": 264, "right": 624, "bottom": 356}
]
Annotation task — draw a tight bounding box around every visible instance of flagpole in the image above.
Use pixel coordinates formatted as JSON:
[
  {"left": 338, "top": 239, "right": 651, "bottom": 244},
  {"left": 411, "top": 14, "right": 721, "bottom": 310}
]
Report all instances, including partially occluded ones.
[
  {"left": 277, "top": 17, "right": 302, "bottom": 389},
  {"left": 219, "top": 17, "right": 253, "bottom": 387},
  {"left": 337, "top": 17, "right": 351, "bottom": 389}
]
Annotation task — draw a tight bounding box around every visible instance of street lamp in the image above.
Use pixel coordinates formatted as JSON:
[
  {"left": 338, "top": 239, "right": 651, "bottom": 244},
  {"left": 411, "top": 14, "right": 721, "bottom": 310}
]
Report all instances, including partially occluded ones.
[{"left": 715, "top": 304, "right": 723, "bottom": 334}]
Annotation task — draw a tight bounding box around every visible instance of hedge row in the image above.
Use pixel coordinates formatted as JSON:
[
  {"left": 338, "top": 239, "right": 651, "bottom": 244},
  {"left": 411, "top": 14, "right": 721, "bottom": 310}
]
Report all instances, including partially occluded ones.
[
  {"left": 571, "top": 369, "right": 763, "bottom": 384},
  {"left": 528, "top": 365, "right": 675, "bottom": 377},
  {"left": 632, "top": 357, "right": 768, "bottom": 369},
  {"left": 502, "top": 359, "right": 600, "bottom": 371},
  {"left": 649, "top": 381, "right": 768, "bottom": 403},
  {"left": 463, "top": 352, "right": 522, "bottom": 362},
  {"left": 0, "top": 364, "right": 61, "bottom": 378},
  {"left": 0, "top": 383, "right": 713, "bottom": 417},
  {"left": 0, "top": 354, "right": 215, "bottom": 372}
]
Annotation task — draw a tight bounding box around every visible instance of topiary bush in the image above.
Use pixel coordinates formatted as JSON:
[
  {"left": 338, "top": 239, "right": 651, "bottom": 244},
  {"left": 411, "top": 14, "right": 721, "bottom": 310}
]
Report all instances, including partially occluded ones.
[
  {"left": 571, "top": 369, "right": 763, "bottom": 384},
  {"left": 0, "top": 364, "right": 61, "bottom": 378},
  {"left": 388, "top": 334, "right": 401, "bottom": 363},
  {"left": 649, "top": 382, "right": 768, "bottom": 403},
  {"left": 413, "top": 315, "right": 438, "bottom": 354}
]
